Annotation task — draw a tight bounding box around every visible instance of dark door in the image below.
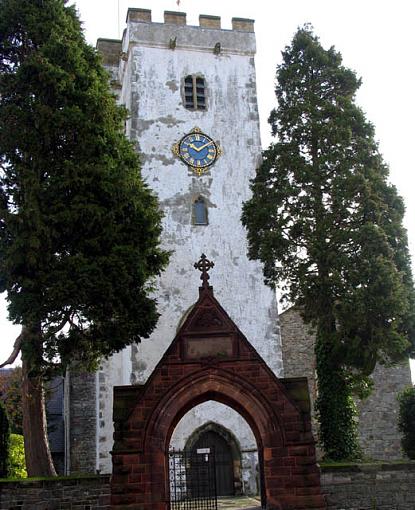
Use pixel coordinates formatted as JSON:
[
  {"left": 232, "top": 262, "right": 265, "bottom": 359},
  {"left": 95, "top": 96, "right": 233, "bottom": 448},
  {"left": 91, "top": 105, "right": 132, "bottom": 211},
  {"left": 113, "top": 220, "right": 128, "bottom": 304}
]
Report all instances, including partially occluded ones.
[{"left": 192, "top": 430, "right": 234, "bottom": 496}]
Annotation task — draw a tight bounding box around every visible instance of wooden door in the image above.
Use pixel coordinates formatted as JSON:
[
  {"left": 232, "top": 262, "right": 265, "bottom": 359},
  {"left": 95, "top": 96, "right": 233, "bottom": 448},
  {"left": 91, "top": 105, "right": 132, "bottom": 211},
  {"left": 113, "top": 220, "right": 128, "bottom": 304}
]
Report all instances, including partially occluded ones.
[{"left": 192, "top": 430, "right": 234, "bottom": 496}]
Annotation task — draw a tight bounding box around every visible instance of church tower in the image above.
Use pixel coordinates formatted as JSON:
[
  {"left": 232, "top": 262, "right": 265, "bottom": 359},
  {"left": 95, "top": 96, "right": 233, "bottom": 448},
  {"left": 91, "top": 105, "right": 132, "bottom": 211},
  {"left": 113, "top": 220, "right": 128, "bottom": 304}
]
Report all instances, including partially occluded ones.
[{"left": 68, "top": 9, "right": 282, "bottom": 492}]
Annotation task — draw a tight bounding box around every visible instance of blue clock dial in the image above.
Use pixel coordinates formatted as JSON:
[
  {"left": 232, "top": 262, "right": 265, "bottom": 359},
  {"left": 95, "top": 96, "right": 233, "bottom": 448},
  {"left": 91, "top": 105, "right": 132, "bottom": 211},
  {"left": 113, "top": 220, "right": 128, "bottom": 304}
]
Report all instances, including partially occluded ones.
[{"left": 179, "top": 132, "right": 218, "bottom": 170}]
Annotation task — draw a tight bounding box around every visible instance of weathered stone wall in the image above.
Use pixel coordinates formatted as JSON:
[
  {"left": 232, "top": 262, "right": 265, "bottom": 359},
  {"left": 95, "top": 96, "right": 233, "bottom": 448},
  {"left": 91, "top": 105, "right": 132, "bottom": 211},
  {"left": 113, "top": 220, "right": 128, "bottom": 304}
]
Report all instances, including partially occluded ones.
[
  {"left": 68, "top": 370, "right": 97, "bottom": 473},
  {"left": 96, "top": 351, "right": 131, "bottom": 474},
  {"left": 0, "top": 475, "right": 110, "bottom": 510},
  {"left": 321, "top": 462, "right": 415, "bottom": 509},
  {"left": 357, "top": 363, "right": 412, "bottom": 460},
  {"left": 280, "top": 306, "right": 318, "bottom": 436},
  {"left": 280, "top": 306, "right": 413, "bottom": 460}
]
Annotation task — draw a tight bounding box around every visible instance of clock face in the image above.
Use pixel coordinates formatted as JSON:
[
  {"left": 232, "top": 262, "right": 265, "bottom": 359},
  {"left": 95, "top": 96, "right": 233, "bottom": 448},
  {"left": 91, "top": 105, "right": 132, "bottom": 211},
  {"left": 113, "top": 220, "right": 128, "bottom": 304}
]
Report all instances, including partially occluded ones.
[{"left": 178, "top": 131, "right": 219, "bottom": 171}]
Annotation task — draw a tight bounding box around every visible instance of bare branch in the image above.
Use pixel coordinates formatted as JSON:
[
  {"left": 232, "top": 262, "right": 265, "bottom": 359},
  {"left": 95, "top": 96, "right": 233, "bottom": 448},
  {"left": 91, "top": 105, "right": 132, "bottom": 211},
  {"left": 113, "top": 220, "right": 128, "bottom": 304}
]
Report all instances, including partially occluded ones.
[
  {"left": 0, "top": 329, "right": 23, "bottom": 368},
  {"left": 43, "top": 309, "right": 72, "bottom": 338}
]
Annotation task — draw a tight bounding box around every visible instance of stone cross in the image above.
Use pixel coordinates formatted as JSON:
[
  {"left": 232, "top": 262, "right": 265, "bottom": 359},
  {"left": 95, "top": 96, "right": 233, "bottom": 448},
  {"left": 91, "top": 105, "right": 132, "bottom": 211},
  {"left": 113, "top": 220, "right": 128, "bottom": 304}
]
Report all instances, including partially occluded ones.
[{"left": 194, "top": 254, "right": 214, "bottom": 288}]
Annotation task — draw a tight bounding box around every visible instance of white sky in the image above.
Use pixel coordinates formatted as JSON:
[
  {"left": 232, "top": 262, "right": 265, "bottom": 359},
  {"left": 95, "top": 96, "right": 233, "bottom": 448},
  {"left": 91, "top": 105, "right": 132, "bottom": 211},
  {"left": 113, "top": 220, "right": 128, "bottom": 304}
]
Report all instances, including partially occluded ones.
[{"left": 1, "top": 0, "right": 414, "bottom": 380}]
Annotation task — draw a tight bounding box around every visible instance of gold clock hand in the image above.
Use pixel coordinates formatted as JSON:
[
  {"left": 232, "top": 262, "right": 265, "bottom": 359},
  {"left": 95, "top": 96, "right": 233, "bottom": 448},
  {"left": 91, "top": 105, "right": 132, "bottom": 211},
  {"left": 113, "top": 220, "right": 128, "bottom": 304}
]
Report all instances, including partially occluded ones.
[
  {"left": 190, "top": 141, "right": 214, "bottom": 152},
  {"left": 196, "top": 141, "right": 214, "bottom": 151}
]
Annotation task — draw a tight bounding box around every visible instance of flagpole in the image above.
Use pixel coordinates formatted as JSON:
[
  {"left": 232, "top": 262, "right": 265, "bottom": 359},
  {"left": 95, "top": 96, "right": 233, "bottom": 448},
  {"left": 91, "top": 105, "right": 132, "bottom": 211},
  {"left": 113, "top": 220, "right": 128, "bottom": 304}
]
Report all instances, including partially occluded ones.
[{"left": 118, "top": 0, "right": 120, "bottom": 39}]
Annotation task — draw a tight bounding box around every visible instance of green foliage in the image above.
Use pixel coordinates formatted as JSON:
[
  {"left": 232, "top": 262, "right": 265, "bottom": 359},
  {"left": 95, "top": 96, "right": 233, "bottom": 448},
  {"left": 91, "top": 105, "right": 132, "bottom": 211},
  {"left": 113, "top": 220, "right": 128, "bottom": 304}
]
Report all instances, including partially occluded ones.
[
  {"left": 0, "top": 401, "right": 10, "bottom": 477},
  {"left": 242, "top": 25, "right": 415, "bottom": 459},
  {"left": 398, "top": 386, "right": 415, "bottom": 459},
  {"left": 0, "top": 367, "right": 22, "bottom": 434},
  {"left": 0, "top": 0, "right": 169, "bottom": 376},
  {"left": 8, "top": 434, "right": 27, "bottom": 478},
  {"left": 315, "top": 334, "right": 361, "bottom": 460}
]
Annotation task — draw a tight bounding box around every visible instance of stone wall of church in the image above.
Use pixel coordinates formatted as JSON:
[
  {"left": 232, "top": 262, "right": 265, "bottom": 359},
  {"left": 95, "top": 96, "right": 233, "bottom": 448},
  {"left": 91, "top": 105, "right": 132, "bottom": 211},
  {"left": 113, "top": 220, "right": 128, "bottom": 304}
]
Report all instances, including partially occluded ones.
[
  {"left": 68, "top": 370, "right": 97, "bottom": 473},
  {"left": 280, "top": 306, "right": 413, "bottom": 460},
  {"left": 96, "top": 351, "right": 132, "bottom": 473},
  {"left": 357, "top": 362, "right": 412, "bottom": 459}
]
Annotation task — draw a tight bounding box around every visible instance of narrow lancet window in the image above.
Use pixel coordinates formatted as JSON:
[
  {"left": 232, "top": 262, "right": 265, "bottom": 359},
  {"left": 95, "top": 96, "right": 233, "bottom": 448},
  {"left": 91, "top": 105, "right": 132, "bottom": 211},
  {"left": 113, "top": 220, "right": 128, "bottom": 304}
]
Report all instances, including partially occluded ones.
[{"left": 193, "top": 196, "right": 208, "bottom": 225}]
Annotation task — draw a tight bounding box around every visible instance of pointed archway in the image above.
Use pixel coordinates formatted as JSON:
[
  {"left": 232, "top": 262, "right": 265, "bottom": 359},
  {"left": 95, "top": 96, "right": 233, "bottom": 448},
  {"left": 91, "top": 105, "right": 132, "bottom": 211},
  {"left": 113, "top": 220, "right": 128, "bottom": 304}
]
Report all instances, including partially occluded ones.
[{"left": 111, "top": 255, "right": 327, "bottom": 510}]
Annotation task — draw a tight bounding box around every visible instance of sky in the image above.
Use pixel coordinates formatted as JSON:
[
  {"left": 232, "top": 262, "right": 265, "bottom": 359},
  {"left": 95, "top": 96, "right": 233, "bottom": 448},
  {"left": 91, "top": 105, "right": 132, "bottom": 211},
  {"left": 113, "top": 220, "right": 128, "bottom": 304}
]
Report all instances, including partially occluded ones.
[{"left": 1, "top": 0, "right": 414, "bottom": 379}]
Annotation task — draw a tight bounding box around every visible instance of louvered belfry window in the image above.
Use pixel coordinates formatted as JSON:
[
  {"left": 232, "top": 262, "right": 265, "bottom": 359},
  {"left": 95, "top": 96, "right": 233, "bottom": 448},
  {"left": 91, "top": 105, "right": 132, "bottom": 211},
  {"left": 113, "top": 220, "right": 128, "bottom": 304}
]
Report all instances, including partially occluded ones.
[{"left": 184, "top": 75, "right": 206, "bottom": 110}]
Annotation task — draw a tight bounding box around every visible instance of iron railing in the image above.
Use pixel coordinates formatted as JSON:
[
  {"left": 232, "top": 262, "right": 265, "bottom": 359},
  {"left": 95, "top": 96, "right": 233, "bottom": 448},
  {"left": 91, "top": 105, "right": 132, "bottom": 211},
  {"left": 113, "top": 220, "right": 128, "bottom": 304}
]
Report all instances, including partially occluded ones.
[{"left": 169, "top": 448, "right": 217, "bottom": 510}]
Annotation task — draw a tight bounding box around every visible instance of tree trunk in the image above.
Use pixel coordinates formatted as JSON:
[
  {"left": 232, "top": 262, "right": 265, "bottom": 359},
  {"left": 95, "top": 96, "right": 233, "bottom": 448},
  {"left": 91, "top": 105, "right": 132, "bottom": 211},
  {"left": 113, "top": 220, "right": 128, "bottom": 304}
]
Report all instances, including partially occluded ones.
[{"left": 21, "top": 337, "right": 56, "bottom": 477}]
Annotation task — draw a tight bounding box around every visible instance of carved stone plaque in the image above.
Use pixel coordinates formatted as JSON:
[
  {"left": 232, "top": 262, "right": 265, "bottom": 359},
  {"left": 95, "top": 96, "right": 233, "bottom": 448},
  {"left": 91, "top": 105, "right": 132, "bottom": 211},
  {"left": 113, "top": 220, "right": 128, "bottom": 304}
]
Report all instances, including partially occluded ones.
[{"left": 185, "top": 336, "right": 233, "bottom": 359}]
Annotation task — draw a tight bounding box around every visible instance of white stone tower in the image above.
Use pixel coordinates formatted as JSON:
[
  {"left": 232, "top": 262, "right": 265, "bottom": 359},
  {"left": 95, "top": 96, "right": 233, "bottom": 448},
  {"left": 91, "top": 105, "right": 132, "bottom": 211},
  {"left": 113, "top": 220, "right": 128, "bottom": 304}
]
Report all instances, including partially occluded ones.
[{"left": 68, "top": 9, "right": 282, "bottom": 493}]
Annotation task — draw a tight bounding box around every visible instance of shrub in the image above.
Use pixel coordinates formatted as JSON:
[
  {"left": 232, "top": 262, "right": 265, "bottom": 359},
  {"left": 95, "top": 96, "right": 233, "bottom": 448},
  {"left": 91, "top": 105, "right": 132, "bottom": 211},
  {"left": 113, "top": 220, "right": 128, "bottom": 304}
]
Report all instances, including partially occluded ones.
[
  {"left": 398, "top": 386, "right": 415, "bottom": 459},
  {"left": 8, "top": 434, "right": 27, "bottom": 479}
]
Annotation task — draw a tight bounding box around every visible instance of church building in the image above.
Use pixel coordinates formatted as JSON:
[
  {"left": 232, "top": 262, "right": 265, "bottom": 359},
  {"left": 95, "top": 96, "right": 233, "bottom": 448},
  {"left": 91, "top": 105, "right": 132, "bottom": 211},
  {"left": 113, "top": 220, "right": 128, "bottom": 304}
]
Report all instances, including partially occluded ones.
[{"left": 61, "top": 8, "right": 412, "bottom": 498}]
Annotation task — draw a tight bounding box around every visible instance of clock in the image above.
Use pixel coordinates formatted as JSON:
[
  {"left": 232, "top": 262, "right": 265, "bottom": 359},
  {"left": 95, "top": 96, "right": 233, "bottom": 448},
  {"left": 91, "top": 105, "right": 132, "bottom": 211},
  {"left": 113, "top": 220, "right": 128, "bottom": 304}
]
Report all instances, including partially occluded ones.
[{"left": 172, "top": 127, "right": 222, "bottom": 176}]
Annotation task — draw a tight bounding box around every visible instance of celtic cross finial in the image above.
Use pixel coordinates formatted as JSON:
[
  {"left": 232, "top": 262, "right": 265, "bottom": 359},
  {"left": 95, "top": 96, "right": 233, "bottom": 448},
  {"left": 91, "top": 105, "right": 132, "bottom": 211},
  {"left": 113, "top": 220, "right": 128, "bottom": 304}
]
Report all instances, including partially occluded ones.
[{"left": 194, "top": 254, "right": 214, "bottom": 289}]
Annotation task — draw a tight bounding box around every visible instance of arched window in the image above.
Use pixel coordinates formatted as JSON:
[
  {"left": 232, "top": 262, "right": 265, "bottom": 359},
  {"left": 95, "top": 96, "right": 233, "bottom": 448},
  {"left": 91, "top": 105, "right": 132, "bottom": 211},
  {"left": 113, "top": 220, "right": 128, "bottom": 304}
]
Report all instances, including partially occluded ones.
[
  {"left": 193, "top": 196, "right": 208, "bottom": 225},
  {"left": 184, "top": 75, "right": 206, "bottom": 110}
]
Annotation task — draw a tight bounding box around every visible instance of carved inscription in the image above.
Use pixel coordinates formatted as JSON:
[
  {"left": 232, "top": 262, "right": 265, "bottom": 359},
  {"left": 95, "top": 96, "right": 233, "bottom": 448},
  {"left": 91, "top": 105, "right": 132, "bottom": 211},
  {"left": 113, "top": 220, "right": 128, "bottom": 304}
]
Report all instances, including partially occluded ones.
[{"left": 185, "top": 336, "right": 233, "bottom": 359}]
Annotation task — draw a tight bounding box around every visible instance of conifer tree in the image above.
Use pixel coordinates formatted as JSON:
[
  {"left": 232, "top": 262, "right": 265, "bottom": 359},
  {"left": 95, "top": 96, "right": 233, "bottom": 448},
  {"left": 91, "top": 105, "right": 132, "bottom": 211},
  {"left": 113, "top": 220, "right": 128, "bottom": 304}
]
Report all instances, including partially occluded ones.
[
  {"left": 0, "top": 0, "right": 169, "bottom": 475},
  {"left": 242, "top": 26, "right": 415, "bottom": 459}
]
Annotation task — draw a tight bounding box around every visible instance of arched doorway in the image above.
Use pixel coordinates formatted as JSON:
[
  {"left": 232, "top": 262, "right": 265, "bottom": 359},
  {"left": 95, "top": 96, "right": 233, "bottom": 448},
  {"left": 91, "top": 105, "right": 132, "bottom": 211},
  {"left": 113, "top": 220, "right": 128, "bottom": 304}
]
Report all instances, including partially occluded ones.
[
  {"left": 192, "top": 429, "right": 234, "bottom": 496},
  {"left": 184, "top": 422, "right": 242, "bottom": 497},
  {"left": 111, "top": 257, "right": 326, "bottom": 510}
]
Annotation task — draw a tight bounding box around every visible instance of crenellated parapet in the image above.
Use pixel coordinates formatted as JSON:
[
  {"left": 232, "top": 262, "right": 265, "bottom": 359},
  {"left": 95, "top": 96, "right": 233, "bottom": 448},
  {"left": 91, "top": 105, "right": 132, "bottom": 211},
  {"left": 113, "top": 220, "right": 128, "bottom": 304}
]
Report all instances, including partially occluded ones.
[
  {"left": 97, "top": 8, "right": 256, "bottom": 69},
  {"left": 125, "top": 8, "right": 254, "bottom": 32}
]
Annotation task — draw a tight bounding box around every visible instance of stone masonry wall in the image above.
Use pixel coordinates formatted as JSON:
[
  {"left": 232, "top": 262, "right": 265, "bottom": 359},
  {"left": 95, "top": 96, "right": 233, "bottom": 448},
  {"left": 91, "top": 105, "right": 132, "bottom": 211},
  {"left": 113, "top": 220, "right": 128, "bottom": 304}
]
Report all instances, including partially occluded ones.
[
  {"left": 69, "top": 371, "right": 97, "bottom": 473},
  {"left": 321, "top": 462, "right": 415, "bottom": 510},
  {"left": 0, "top": 475, "right": 110, "bottom": 510},
  {"left": 3, "top": 464, "right": 415, "bottom": 510},
  {"left": 357, "top": 363, "right": 412, "bottom": 459},
  {"left": 280, "top": 307, "right": 318, "bottom": 429},
  {"left": 280, "top": 306, "right": 413, "bottom": 461}
]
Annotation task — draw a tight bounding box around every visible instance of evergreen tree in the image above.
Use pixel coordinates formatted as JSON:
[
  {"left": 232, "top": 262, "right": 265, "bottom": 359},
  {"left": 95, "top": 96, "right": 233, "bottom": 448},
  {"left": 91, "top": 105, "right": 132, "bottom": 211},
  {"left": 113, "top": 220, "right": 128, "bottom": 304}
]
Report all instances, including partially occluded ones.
[
  {"left": 0, "top": 0, "right": 169, "bottom": 475},
  {"left": 242, "top": 26, "right": 415, "bottom": 459}
]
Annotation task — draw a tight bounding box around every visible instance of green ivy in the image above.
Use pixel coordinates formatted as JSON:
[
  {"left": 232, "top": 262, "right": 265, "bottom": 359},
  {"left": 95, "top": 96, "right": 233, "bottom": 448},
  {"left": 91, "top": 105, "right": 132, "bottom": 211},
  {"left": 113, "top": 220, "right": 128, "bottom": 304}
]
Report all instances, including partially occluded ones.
[
  {"left": 398, "top": 386, "right": 415, "bottom": 459},
  {"left": 315, "top": 333, "right": 361, "bottom": 460}
]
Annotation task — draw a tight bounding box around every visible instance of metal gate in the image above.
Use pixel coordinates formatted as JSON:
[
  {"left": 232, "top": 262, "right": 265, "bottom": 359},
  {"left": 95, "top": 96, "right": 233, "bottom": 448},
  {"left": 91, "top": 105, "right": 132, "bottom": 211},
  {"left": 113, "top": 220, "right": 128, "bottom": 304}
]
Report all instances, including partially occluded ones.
[{"left": 169, "top": 448, "right": 217, "bottom": 510}]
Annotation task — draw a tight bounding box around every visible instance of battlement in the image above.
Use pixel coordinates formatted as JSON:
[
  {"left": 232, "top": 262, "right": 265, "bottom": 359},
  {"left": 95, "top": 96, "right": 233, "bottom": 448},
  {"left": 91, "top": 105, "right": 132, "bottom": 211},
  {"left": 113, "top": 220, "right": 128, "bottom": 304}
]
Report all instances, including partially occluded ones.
[
  {"left": 126, "top": 8, "right": 255, "bottom": 32},
  {"left": 97, "top": 8, "right": 256, "bottom": 68},
  {"left": 96, "top": 38, "right": 122, "bottom": 66}
]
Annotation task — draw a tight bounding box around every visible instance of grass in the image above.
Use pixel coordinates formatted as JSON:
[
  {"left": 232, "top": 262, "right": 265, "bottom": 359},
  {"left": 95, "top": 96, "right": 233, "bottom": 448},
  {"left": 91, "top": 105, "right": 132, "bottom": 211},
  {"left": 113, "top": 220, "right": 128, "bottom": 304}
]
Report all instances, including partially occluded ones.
[{"left": 0, "top": 472, "right": 107, "bottom": 483}]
